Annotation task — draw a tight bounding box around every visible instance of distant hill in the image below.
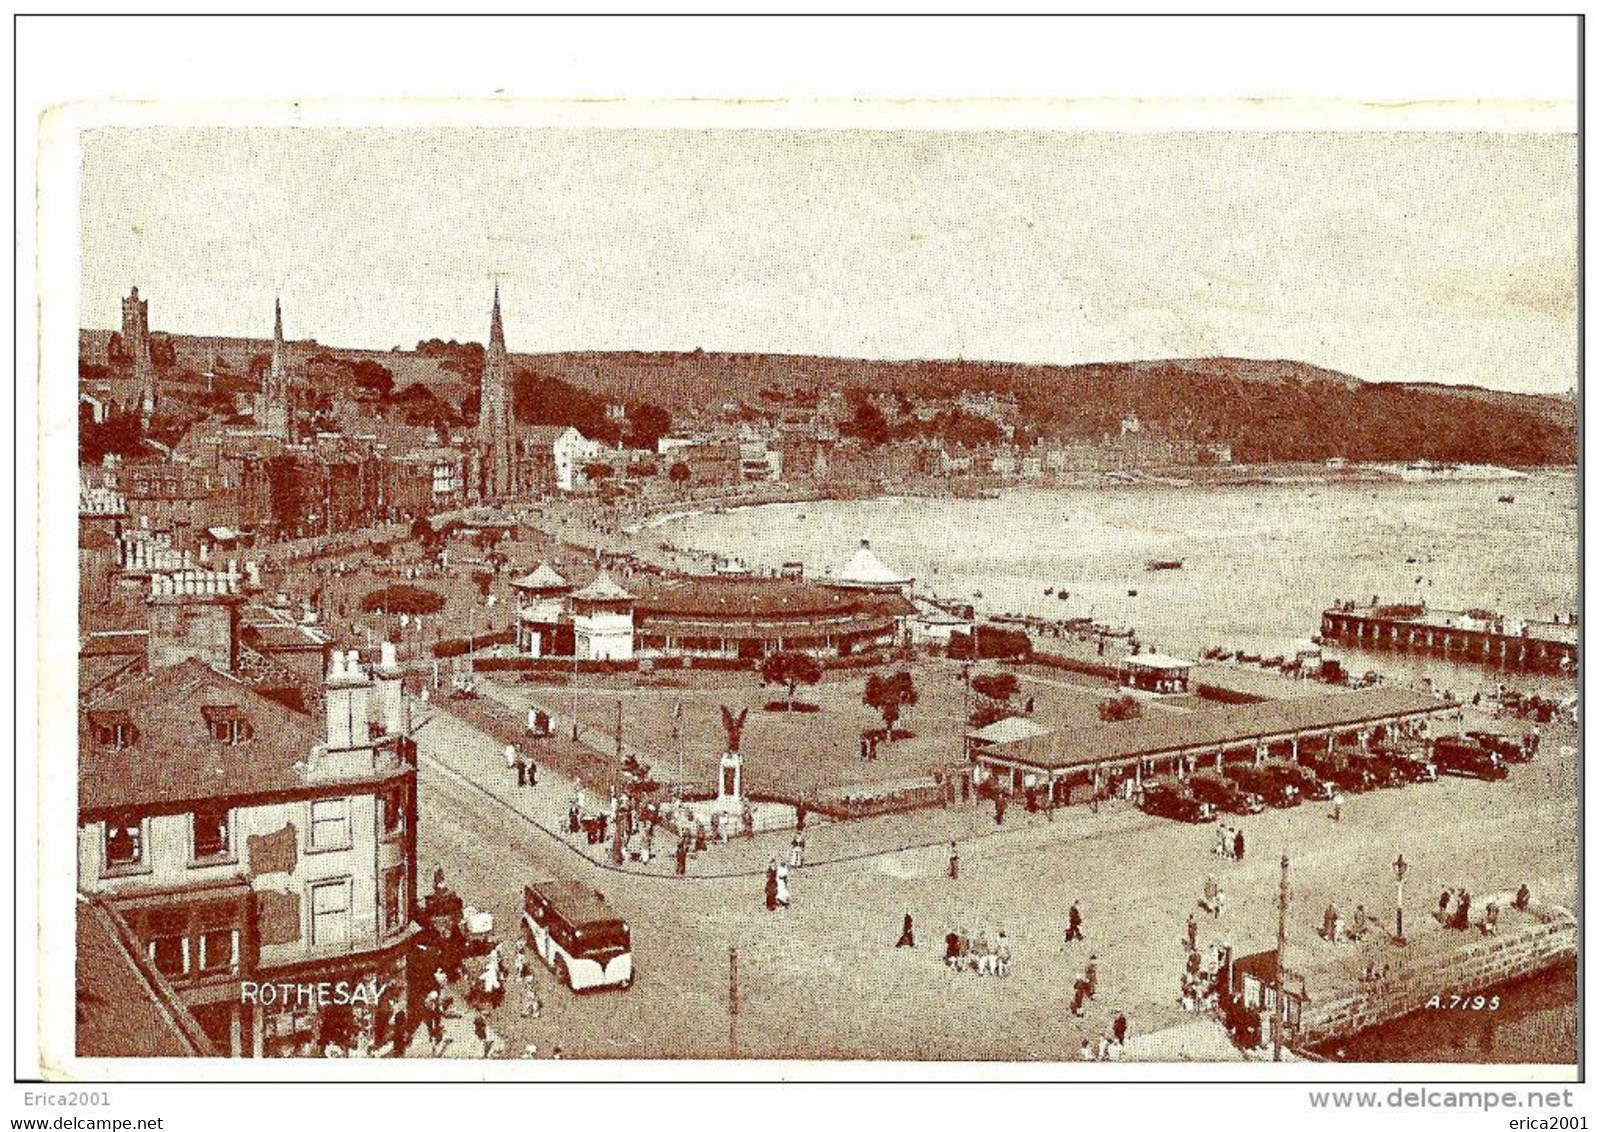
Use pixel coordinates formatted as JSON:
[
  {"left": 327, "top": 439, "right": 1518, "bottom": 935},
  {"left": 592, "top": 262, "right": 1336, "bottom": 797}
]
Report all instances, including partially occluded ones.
[{"left": 79, "top": 331, "right": 1576, "bottom": 466}]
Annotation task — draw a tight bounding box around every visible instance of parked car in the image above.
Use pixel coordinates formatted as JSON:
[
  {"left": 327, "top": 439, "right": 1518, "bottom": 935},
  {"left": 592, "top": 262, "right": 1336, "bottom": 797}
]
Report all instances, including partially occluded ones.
[
  {"left": 1367, "top": 748, "right": 1437, "bottom": 784},
  {"left": 1432, "top": 737, "right": 1510, "bottom": 781},
  {"left": 1187, "top": 771, "right": 1265, "bottom": 815},
  {"left": 1141, "top": 781, "right": 1217, "bottom": 824},
  {"left": 1347, "top": 751, "right": 1406, "bottom": 788},
  {"left": 1222, "top": 763, "right": 1302, "bottom": 808},
  {"left": 1301, "top": 749, "right": 1378, "bottom": 793},
  {"left": 1466, "top": 730, "right": 1535, "bottom": 763}
]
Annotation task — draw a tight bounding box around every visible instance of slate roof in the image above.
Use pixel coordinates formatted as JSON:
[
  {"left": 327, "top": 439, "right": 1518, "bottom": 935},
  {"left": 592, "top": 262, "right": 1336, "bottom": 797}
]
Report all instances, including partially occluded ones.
[{"left": 78, "top": 658, "right": 323, "bottom": 815}]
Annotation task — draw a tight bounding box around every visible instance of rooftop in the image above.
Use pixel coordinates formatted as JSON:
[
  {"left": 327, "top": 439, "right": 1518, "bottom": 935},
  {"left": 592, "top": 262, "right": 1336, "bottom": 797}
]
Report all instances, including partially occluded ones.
[
  {"left": 569, "top": 570, "right": 634, "bottom": 603},
  {"left": 511, "top": 561, "right": 570, "bottom": 592},
  {"left": 79, "top": 658, "right": 324, "bottom": 814},
  {"left": 980, "top": 685, "right": 1452, "bottom": 772},
  {"left": 829, "top": 539, "right": 911, "bottom": 588},
  {"left": 76, "top": 900, "right": 210, "bottom": 1057}
]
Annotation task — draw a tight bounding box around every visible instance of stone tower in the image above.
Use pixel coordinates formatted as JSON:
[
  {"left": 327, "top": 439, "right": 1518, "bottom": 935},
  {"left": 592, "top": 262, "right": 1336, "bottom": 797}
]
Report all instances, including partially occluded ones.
[
  {"left": 477, "top": 284, "right": 515, "bottom": 499},
  {"left": 121, "top": 286, "right": 156, "bottom": 416},
  {"left": 255, "top": 297, "right": 291, "bottom": 438}
]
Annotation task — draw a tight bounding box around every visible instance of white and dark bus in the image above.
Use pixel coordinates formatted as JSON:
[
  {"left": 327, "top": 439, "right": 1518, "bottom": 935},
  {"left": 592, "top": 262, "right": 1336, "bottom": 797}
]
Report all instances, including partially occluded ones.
[{"left": 521, "top": 879, "right": 634, "bottom": 991}]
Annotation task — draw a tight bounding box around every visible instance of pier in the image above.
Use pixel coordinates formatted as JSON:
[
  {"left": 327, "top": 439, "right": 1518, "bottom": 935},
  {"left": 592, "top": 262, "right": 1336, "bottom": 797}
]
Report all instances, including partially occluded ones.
[{"left": 1320, "top": 603, "right": 1578, "bottom": 674}]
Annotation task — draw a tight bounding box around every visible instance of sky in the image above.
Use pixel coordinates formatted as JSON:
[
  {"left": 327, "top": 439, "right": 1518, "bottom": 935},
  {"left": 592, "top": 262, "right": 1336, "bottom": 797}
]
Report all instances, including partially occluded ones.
[{"left": 79, "top": 127, "right": 1577, "bottom": 394}]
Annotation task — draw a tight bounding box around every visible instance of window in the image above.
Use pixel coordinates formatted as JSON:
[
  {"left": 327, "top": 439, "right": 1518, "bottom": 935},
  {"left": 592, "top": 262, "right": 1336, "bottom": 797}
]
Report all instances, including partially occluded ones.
[
  {"left": 147, "top": 935, "right": 189, "bottom": 978},
  {"left": 381, "top": 787, "right": 405, "bottom": 836},
  {"left": 201, "top": 704, "right": 252, "bottom": 745},
  {"left": 381, "top": 865, "right": 407, "bottom": 932},
  {"left": 197, "top": 928, "right": 239, "bottom": 975},
  {"left": 103, "top": 816, "right": 144, "bottom": 869},
  {"left": 191, "top": 805, "right": 232, "bottom": 860},
  {"left": 310, "top": 879, "right": 352, "bottom": 948},
  {"left": 308, "top": 798, "right": 351, "bottom": 851},
  {"left": 89, "top": 710, "right": 136, "bottom": 750}
]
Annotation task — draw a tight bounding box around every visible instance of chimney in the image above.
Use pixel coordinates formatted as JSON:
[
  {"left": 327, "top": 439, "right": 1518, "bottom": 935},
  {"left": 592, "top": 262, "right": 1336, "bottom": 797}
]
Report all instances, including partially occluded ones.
[
  {"left": 372, "top": 640, "right": 405, "bottom": 737},
  {"left": 324, "top": 648, "right": 373, "bottom": 751}
]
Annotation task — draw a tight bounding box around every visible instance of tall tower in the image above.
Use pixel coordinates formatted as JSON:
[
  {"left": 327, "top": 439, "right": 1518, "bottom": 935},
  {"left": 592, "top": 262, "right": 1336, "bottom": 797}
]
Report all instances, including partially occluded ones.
[
  {"left": 477, "top": 284, "right": 515, "bottom": 499},
  {"left": 256, "top": 297, "right": 292, "bottom": 438},
  {"left": 121, "top": 286, "right": 156, "bottom": 417}
]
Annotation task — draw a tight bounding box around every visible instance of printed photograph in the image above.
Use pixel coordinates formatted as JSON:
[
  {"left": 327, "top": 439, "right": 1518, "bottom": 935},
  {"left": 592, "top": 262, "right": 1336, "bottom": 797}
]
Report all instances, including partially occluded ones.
[{"left": 65, "top": 114, "right": 1576, "bottom": 1067}]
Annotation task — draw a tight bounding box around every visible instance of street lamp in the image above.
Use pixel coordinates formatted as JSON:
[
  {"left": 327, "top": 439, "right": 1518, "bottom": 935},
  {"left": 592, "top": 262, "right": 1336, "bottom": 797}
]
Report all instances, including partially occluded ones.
[{"left": 1393, "top": 853, "right": 1408, "bottom": 946}]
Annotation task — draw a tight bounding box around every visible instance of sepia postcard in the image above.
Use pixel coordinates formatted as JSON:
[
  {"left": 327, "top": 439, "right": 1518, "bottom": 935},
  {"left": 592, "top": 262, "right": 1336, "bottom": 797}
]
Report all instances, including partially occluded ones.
[{"left": 30, "top": 40, "right": 1580, "bottom": 1086}]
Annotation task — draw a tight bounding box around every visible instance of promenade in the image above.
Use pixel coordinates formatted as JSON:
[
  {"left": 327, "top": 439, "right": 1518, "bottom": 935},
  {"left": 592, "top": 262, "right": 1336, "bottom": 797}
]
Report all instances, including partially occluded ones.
[{"left": 413, "top": 691, "right": 1579, "bottom": 1062}]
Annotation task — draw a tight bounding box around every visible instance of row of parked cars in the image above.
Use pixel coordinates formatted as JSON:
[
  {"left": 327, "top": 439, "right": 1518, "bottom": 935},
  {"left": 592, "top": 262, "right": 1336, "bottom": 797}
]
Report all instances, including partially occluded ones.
[{"left": 1140, "top": 730, "right": 1530, "bottom": 824}]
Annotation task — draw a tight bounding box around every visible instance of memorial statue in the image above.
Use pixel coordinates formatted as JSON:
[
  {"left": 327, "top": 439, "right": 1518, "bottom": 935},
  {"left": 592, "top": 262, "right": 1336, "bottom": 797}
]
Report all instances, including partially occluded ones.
[{"left": 720, "top": 706, "right": 749, "bottom": 753}]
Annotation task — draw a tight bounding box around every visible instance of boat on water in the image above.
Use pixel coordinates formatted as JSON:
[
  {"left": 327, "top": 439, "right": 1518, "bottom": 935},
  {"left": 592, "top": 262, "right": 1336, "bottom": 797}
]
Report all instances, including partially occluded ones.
[{"left": 1146, "top": 559, "right": 1184, "bottom": 572}]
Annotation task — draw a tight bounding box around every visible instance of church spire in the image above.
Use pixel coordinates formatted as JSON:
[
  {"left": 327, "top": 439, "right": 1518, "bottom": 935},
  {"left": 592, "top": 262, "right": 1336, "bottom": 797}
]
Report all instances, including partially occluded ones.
[
  {"left": 478, "top": 283, "right": 514, "bottom": 499},
  {"left": 489, "top": 282, "right": 505, "bottom": 352}
]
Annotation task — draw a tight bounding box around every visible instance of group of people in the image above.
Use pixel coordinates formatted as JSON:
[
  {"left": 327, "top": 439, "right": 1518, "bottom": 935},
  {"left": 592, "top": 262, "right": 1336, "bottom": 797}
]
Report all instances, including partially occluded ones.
[
  {"left": 1438, "top": 887, "right": 1512, "bottom": 936},
  {"left": 1075, "top": 1013, "right": 1129, "bottom": 1060},
  {"left": 1199, "top": 875, "right": 1228, "bottom": 918},
  {"left": 763, "top": 858, "right": 793, "bottom": 910},
  {"left": 1320, "top": 902, "right": 1373, "bottom": 943},
  {"left": 505, "top": 744, "right": 540, "bottom": 789},
  {"left": 1212, "top": 823, "right": 1246, "bottom": 862},
  {"left": 1178, "top": 914, "right": 1223, "bottom": 1014},
  {"left": 942, "top": 927, "right": 1013, "bottom": 976}
]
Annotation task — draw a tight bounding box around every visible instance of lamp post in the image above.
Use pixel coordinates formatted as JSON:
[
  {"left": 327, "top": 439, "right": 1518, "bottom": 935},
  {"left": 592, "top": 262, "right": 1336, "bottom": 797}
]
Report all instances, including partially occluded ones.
[{"left": 1393, "top": 853, "right": 1408, "bottom": 946}]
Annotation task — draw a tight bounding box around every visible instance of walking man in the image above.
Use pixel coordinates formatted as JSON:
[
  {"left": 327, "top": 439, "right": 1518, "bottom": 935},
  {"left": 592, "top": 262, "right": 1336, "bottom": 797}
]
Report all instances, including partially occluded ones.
[
  {"left": 1064, "top": 899, "right": 1084, "bottom": 943},
  {"left": 515, "top": 750, "right": 527, "bottom": 788},
  {"left": 764, "top": 860, "right": 779, "bottom": 912},
  {"left": 790, "top": 830, "right": 805, "bottom": 870},
  {"left": 948, "top": 840, "right": 960, "bottom": 880},
  {"left": 1186, "top": 912, "right": 1199, "bottom": 952},
  {"left": 1233, "top": 827, "right": 1245, "bottom": 863}
]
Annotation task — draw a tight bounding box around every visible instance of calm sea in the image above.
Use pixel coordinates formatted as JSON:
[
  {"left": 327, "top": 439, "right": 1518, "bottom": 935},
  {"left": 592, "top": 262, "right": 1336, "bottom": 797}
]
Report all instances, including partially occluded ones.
[{"left": 667, "top": 472, "right": 1579, "bottom": 698}]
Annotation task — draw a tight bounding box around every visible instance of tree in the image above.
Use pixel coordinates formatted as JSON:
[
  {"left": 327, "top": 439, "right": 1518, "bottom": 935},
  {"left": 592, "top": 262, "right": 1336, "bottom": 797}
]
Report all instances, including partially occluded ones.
[
  {"left": 1098, "top": 695, "right": 1142, "bottom": 723},
  {"left": 864, "top": 669, "right": 919, "bottom": 741},
  {"left": 760, "top": 650, "right": 823, "bottom": 711},
  {"left": 359, "top": 584, "right": 447, "bottom": 617},
  {"left": 668, "top": 461, "right": 692, "bottom": 488},
  {"left": 584, "top": 461, "right": 614, "bottom": 483},
  {"left": 970, "top": 672, "right": 1019, "bottom": 704}
]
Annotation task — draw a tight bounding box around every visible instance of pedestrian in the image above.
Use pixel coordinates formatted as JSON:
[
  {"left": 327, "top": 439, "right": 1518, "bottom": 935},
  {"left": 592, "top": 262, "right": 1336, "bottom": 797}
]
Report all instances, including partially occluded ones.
[
  {"left": 1186, "top": 912, "right": 1199, "bottom": 952},
  {"left": 995, "top": 792, "right": 1007, "bottom": 825},
  {"left": 515, "top": 751, "right": 527, "bottom": 788},
  {"left": 1113, "top": 1012, "right": 1128, "bottom": 1046},
  {"left": 1077, "top": 1038, "right": 1094, "bottom": 1060},
  {"left": 995, "top": 931, "right": 1011, "bottom": 977},
  {"left": 742, "top": 803, "right": 755, "bottom": 839},
  {"left": 694, "top": 822, "right": 708, "bottom": 853},
  {"left": 1070, "top": 980, "right": 1086, "bottom": 1017},
  {"left": 514, "top": 938, "right": 531, "bottom": 982},
  {"left": 1064, "top": 899, "right": 1084, "bottom": 943},
  {"left": 765, "top": 860, "right": 778, "bottom": 912},
  {"left": 896, "top": 913, "right": 915, "bottom": 948},
  {"left": 527, "top": 759, "right": 537, "bottom": 788},
  {"left": 1514, "top": 883, "right": 1532, "bottom": 912},
  {"left": 1083, "top": 955, "right": 1099, "bottom": 998},
  {"left": 675, "top": 837, "right": 688, "bottom": 876},
  {"left": 790, "top": 830, "right": 805, "bottom": 869},
  {"left": 775, "top": 862, "right": 791, "bottom": 908},
  {"left": 473, "top": 1011, "right": 490, "bottom": 1058},
  {"left": 1322, "top": 903, "right": 1339, "bottom": 942},
  {"left": 1452, "top": 889, "right": 1472, "bottom": 932},
  {"left": 1233, "top": 828, "right": 1245, "bottom": 863},
  {"left": 948, "top": 840, "right": 960, "bottom": 880},
  {"left": 1214, "top": 824, "right": 1228, "bottom": 857},
  {"left": 1438, "top": 888, "right": 1452, "bottom": 924},
  {"left": 1331, "top": 792, "right": 1344, "bottom": 822},
  {"left": 504, "top": 744, "right": 518, "bottom": 782},
  {"left": 389, "top": 1007, "right": 410, "bottom": 1058}
]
